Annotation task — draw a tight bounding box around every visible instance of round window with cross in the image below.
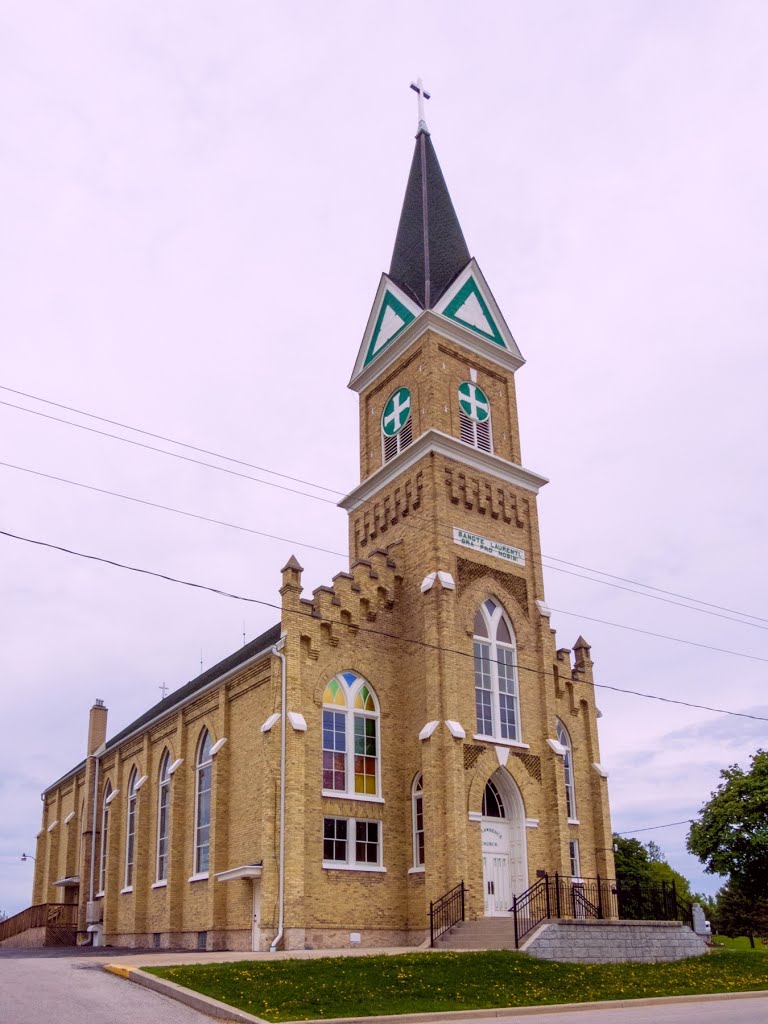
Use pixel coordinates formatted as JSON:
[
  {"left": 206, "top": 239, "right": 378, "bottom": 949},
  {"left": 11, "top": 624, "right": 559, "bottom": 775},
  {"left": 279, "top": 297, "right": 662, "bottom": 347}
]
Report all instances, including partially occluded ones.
[
  {"left": 382, "top": 387, "right": 412, "bottom": 436},
  {"left": 458, "top": 381, "right": 490, "bottom": 422}
]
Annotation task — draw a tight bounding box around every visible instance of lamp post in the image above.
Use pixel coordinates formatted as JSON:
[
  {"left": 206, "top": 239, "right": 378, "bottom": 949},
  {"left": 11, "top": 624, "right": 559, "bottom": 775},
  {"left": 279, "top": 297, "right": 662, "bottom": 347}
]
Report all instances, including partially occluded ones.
[{"left": 21, "top": 852, "right": 35, "bottom": 863}]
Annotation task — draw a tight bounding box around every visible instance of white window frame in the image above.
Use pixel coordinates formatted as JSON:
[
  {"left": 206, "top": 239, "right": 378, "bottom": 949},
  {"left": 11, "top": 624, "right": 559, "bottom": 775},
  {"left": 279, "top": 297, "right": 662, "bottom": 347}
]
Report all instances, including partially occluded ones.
[
  {"left": 97, "top": 780, "right": 112, "bottom": 896},
  {"left": 156, "top": 750, "right": 171, "bottom": 884},
  {"left": 569, "top": 838, "right": 581, "bottom": 879},
  {"left": 556, "top": 719, "right": 577, "bottom": 822},
  {"left": 473, "top": 599, "right": 521, "bottom": 743},
  {"left": 321, "top": 673, "right": 382, "bottom": 802},
  {"left": 381, "top": 387, "right": 414, "bottom": 464},
  {"left": 322, "top": 815, "right": 385, "bottom": 872},
  {"left": 411, "top": 773, "right": 424, "bottom": 870},
  {"left": 123, "top": 768, "right": 139, "bottom": 892},
  {"left": 192, "top": 730, "right": 213, "bottom": 878}
]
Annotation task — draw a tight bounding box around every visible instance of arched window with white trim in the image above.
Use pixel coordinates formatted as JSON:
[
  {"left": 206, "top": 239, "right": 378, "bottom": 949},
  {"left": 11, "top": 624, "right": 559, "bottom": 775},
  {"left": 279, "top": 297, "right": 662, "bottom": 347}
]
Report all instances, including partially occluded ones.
[
  {"left": 411, "top": 773, "right": 424, "bottom": 868},
  {"left": 322, "top": 672, "right": 380, "bottom": 798},
  {"left": 556, "top": 719, "right": 577, "bottom": 821},
  {"left": 381, "top": 387, "right": 413, "bottom": 463},
  {"left": 156, "top": 751, "right": 171, "bottom": 883},
  {"left": 98, "top": 781, "right": 112, "bottom": 895},
  {"left": 458, "top": 381, "right": 492, "bottom": 453},
  {"left": 194, "top": 730, "right": 213, "bottom": 875},
  {"left": 124, "top": 768, "right": 138, "bottom": 889},
  {"left": 473, "top": 598, "right": 520, "bottom": 742}
]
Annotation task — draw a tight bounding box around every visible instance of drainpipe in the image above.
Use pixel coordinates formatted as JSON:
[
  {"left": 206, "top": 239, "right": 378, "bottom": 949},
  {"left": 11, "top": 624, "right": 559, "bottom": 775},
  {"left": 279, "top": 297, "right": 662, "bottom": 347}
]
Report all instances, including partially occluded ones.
[{"left": 269, "top": 638, "right": 287, "bottom": 953}]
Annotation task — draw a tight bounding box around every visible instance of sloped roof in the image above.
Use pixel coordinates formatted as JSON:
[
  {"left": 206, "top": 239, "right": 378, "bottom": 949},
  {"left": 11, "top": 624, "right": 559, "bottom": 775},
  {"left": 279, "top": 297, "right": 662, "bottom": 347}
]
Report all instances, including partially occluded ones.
[
  {"left": 389, "top": 128, "right": 471, "bottom": 309},
  {"left": 43, "top": 622, "right": 281, "bottom": 794}
]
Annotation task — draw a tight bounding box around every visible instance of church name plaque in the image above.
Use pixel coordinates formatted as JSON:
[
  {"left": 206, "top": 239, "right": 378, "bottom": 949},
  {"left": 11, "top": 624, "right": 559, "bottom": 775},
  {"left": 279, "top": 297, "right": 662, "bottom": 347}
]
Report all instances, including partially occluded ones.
[{"left": 453, "top": 528, "right": 525, "bottom": 567}]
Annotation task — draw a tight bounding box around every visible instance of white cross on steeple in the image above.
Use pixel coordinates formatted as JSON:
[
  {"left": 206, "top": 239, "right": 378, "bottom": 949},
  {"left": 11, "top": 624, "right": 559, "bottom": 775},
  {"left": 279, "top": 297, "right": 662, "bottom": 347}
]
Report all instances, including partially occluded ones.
[{"left": 410, "top": 78, "right": 431, "bottom": 132}]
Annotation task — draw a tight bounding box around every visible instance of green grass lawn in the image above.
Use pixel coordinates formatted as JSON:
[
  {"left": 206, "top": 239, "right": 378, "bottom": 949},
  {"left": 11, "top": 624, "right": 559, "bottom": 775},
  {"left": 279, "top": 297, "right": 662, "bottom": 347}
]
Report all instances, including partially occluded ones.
[
  {"left": 146, "top": 949, "right": 768, "bottom": 1022},
  {"left": 712, "top": 934, "right": 768, "bottom": 951}
]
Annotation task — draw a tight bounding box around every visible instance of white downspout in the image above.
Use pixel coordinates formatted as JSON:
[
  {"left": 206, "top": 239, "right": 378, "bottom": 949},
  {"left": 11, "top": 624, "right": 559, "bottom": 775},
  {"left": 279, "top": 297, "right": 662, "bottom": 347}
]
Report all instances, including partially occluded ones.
[{"left": 269, "top": 639, "right": 287, "bottom": 953}]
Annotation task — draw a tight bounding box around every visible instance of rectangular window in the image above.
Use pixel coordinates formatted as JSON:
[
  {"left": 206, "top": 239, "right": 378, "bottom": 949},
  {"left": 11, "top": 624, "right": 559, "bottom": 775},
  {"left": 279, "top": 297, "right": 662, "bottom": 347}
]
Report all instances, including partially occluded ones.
[
  {"left": 322, "top": 709, "right": 346, "bottom": 792},
  {"left": 157, "top": 782, "right": 170, "bottom": 882},
  {"left": 474, "top": 641, "right": 493, "bottom": 735},
  {"left": 323, "top": 817, "right": 348, "bottom": 863},
  {"left": 497, "top": 648, "right": 518, "bottom": 740},
  {"left": 195, "top": 763, "right": 212, "bottom": 874},
  {"left": 355, "top": 820, "right": 380, "bottom": 864},
  {"left": 323, "top": 817, "right": 382, "bottom": 869},
  {"left": 353, "top": 715, "right": 377, "bottom": 795},
  {"left": 125, "top": 798, "right": 136, "bottom": 888},
  {"left": 569, "top": 839, "right": 581, "bottom": 878}
]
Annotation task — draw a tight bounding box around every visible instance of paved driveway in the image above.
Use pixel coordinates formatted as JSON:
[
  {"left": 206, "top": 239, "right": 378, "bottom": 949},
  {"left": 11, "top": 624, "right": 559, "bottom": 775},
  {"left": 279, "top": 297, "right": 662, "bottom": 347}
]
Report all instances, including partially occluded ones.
[{"left": 0, "top": 953, "right": 219, "bottom": 1024}]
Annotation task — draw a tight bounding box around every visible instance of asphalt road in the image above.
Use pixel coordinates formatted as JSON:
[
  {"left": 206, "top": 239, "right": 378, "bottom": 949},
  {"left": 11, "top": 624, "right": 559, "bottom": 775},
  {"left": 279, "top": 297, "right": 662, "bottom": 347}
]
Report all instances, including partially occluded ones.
[
  {"left": 0, "top": 955, "right": 219, "bottom": 1024},
  {"left": 1, "top": 949, "right": 766, "bottom": 1024}
]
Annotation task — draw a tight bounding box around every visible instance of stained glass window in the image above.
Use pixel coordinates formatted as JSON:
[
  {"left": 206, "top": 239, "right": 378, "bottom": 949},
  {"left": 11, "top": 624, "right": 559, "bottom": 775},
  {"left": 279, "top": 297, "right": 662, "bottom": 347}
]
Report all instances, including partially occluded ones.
[
  {"left": 124, "top": 768, "right": 138, "bottom": 888},
  {"left": 156, "top": 751, "right": 171, "bottom": 883},
  {"left": 194, "top": 729, "right": 213, "bottom": 874},
  {"left": 322, "top": 672, "right": 379, "bottom": 798}
]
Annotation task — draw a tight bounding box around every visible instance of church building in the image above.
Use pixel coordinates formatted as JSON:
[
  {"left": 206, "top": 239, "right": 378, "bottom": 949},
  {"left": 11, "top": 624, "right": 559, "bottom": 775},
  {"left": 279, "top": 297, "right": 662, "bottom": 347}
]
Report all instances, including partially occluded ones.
[{"left": 31, "top": 93, "right": 615, "bottom": 951}]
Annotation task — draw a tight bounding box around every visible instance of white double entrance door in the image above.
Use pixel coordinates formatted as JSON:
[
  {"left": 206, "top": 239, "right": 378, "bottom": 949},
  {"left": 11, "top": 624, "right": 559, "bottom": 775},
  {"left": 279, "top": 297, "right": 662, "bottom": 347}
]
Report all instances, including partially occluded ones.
[{"left": 481, "top": 819, "right": 528, "bottom": 916}]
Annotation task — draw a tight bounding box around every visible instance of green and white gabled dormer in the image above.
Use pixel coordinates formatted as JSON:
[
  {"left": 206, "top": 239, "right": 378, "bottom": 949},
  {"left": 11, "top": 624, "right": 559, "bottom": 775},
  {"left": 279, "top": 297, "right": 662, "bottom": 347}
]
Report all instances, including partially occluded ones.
[
  {"left": 349, "top": 124, "right": 523, "bottom": 393},
  {"left": 357, "top": 275, "right": 422, "bottom": 373}
]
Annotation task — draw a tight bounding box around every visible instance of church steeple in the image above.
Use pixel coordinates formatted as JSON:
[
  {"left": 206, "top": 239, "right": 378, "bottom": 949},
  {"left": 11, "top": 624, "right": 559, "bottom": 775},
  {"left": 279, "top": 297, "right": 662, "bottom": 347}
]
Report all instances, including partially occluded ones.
[{"left": 388, "top": 121, "right": 470, "bottom": 310}]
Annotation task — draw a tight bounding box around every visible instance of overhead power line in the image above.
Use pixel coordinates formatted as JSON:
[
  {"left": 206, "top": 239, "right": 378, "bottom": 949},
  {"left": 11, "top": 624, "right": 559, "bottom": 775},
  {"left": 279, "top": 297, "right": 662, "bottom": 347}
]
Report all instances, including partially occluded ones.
[
  {"left": 615, "top": 820, "right": 692, "bottom": 835},
  {"left": 3, "top": 458, "right": 768, "bottom": 667},
  {"left": 2, "top": 526, "right": 766, "bottom": 723},
  {"left": 2, "top": 383, "right": 767, "bottom": 631}
]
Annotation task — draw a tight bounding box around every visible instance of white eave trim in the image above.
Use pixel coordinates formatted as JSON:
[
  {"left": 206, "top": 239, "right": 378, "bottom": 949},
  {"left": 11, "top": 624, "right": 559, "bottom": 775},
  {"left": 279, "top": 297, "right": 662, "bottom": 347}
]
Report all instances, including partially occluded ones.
[
  {"left": 339, "top": 428, "right": 548, "bottom": 512},
  {"left": 216, "top": 864, "right": 263, "bottom": 881},
  {"left": 349, "top": 307, "right": 525, "bottom": 393},
  {"left": 53, "top": 875, "right": 81, "bottom": 887}
]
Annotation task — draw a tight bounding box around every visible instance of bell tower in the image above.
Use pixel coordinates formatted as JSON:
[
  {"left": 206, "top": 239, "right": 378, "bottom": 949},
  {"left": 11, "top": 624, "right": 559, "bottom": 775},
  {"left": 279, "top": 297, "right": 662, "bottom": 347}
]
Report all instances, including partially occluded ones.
[{"left": 340, "top": 88, "right": 613, "bottom": 914}]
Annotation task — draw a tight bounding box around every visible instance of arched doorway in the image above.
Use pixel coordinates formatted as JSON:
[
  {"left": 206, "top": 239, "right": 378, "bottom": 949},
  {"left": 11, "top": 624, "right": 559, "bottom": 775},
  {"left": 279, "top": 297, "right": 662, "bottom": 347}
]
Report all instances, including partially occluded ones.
[{"left": 480, "top": 768, "right": 528, "bottom": 916}]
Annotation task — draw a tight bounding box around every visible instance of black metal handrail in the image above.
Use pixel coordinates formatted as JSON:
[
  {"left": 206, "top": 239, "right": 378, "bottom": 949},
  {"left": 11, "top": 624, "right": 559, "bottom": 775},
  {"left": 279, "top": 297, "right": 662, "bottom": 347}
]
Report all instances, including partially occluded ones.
[
  {"left": 430, "top": 881, "right": 465, "bottom": 946},
  {"left": 512, "top": 875, "right": 694, "bottom": 948}
]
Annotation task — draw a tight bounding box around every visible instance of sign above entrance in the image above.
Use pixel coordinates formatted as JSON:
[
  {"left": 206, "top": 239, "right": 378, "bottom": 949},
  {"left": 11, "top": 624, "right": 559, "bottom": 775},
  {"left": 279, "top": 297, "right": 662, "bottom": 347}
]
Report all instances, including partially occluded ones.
[{"left": 453, "top": 528, "right": 525, "bottom": 567}]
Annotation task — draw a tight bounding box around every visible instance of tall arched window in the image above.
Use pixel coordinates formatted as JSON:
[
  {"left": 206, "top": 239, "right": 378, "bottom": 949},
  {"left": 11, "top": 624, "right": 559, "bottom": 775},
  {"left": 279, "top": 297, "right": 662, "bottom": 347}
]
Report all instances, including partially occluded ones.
[
  {"left": 156, "top": 751, "right": 171, "bottom": 883},
  {"left": 124, "top": 768, "right": 138, "bottom": 889},
  {"left": 458, "top": 381, "right": 492, "bottom": 453},
  {"left": 322, "top": 672, "right": 380, "bottom": 798},
  {"left": 194, "top": 730, "right": 213, "bottom": 875},
  {"left": 473, "top": 599, "right": 520, "bottom": 741},
  {"left": 411, "top": 773, "right": 424, "bottom": 868},
  {"left": 98, "top": 781, "right": 112, "bottom": 895},
  {"left": 381, "top": 387, "right": 413, "bottom": 463},
  {"left": 556, "top": 720, "right": 577, "bottom": 820}
]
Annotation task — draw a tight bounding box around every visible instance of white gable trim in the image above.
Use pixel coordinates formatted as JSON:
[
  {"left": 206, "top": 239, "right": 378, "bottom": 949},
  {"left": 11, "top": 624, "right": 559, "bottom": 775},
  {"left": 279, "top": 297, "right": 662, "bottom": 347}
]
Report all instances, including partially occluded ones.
[
  {"left": 351, "top": 275, "right": 422, "bottom": 381},
  {"left": 349, "top": 308, "right": 524, "bottom": 394},
  {"left": 437, "top": 260, "right": 521, "bottom": 357},
  {"left": 339, "top": 428, "right": 548, "bottom": 511}
]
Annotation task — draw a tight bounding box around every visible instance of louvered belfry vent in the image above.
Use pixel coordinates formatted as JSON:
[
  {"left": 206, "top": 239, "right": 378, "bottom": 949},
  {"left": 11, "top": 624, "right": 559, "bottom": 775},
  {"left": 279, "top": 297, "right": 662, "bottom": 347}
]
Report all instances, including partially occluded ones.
[
  {"left": 459, "top": 410, "right": 492, "bottom": 454},
  {"left": 383, "top": 415, "right": 413, "bottom": 464}
]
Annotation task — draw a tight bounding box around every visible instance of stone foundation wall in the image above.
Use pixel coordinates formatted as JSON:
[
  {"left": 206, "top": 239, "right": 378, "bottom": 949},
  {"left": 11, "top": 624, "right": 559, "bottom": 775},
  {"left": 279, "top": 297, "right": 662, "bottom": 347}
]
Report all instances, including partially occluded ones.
[{"left": 522, "top": 919, "right": 708, "bottom": 963}]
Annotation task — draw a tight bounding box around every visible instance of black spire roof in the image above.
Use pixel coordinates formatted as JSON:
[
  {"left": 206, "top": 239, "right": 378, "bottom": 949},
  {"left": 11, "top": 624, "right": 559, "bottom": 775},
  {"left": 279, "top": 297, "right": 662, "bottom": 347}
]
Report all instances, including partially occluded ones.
[{"left": 389, "top": 128, "right": 470, "bottom": 309}]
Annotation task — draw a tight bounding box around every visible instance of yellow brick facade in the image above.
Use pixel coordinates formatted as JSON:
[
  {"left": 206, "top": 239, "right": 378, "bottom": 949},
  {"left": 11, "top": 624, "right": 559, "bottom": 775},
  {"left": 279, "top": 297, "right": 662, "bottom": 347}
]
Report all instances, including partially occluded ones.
[
  {"left": 32, "top": 126, "right": 615, "bottom": 950},
  {"left": 32, "top": 314, "right": 615, "bottom": 951}
]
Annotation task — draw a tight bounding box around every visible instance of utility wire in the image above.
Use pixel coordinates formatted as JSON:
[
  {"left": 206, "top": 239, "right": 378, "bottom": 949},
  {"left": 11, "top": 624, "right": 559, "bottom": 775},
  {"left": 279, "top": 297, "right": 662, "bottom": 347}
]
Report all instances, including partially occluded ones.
[
  {"left": 615, "top": 820, "right": 692, "bottom": 835},
  {"left": 0, "top": 398, "right": 337, "bottom": 506},
  {"left": 0, "top": 385, "right": 343, "bottom": 495},
  {"left": 3, "top": 458, "right": 768, "bottom": 666},
  {"left": 2, "top": 526, "right": 766, "bottom": 723},
  {"left": 3, "top": 457, "right": 768, "bottom": 667},
  {"left": 3, "top": 386, "right": 767, "bottom": 632}
]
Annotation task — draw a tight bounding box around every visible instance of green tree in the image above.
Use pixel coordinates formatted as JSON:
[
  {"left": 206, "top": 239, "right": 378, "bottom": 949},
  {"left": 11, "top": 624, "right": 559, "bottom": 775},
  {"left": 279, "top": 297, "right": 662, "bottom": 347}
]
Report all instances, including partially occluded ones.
[
  {"left": 714, "top": 878, "right": 768, "bottom": 947},
  {"left": 687, "top": 750, "right": 768, "bottom": 898},
  {"left": 613, "top": 836, "right": 652, "bottom": 888}
]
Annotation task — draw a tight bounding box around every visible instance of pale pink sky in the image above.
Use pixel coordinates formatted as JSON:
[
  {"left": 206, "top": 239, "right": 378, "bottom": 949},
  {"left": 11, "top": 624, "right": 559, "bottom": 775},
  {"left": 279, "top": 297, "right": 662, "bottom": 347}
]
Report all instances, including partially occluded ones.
[{"left": 2, "top": 1, "right": 767, "bottom": 914}]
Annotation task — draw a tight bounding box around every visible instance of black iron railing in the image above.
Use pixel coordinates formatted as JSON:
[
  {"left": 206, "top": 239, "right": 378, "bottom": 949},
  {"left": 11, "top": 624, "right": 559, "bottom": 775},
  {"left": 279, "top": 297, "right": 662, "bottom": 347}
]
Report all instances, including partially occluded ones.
[
  {"left": 430, "top": 881, "right": 465, "bottom": 946},
  {"left": 512, "top": 875, "right": 693, "bottom": 948}
]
